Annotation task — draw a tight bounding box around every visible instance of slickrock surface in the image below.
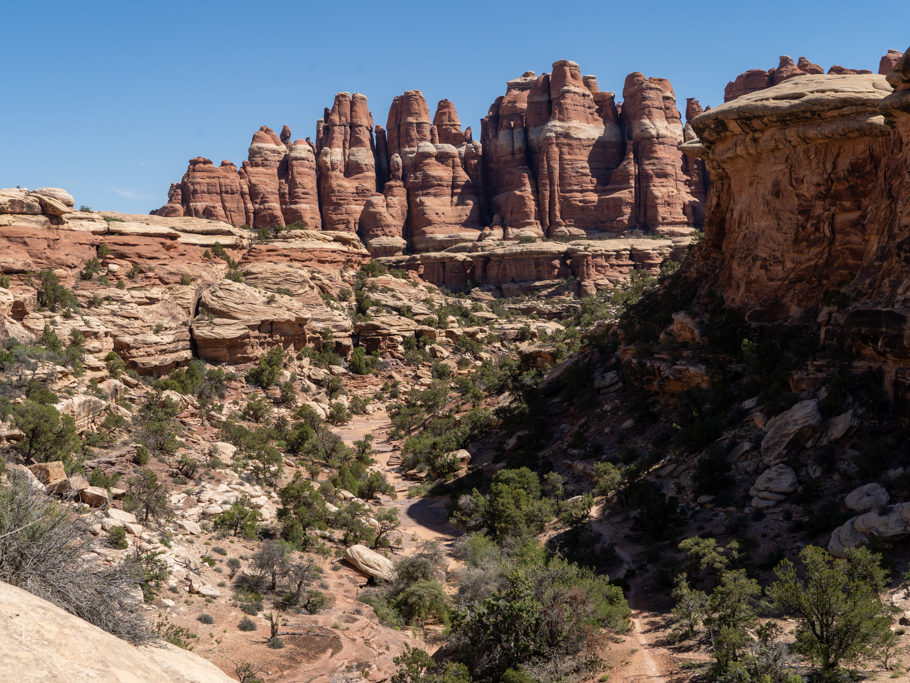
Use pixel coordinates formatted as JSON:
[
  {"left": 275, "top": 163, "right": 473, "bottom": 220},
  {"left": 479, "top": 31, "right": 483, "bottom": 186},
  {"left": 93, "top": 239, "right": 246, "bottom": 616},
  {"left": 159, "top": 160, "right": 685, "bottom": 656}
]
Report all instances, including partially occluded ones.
[{"left": 0, "top": 581, "right": 233, "bottom": 682}]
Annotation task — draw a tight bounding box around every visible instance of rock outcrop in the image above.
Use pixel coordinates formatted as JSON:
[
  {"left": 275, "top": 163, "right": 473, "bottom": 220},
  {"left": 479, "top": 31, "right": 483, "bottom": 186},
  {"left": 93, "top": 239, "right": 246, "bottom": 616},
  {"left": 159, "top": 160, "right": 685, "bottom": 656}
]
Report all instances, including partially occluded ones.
[
  {"left": 683, "top": 73, "right": 894, "bottom": 319},
  {"left": 880, "top": 49, "right": 904, "bottom": 75},
  {"left": 156, "top": 60, "right": 705, "bottom": 253},
  {"left": 0, "top": 581, "right": 233, "bottom": 681},
  {"left": 682, "top": 46, "right": 910, "bottom": 402},
  {"left": 316, "top": 93, "right": 378, "bottom": 232},
  {"left": 385, "top": 91, "right": 484, "bottom": 251},
  {"left": 481, "top": 61, "right": 704, "bottom": 239},
  {"left": 723, "top": 55, "right": 875, "bottom": 102},
  {"left": 155, "top": 126, "right": 322, "bottom": 231}
]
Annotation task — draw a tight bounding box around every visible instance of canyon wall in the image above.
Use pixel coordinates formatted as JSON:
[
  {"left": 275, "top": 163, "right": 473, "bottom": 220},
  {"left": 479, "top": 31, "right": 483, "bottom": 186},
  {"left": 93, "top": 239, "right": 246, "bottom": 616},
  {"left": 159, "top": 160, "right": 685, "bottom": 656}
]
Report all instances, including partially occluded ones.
[
  {"left": 682, "top": 47, "right": 910, "bottom": 392},
  {"left": 155, "top": 60, "right": 706, "bottom": 256}
]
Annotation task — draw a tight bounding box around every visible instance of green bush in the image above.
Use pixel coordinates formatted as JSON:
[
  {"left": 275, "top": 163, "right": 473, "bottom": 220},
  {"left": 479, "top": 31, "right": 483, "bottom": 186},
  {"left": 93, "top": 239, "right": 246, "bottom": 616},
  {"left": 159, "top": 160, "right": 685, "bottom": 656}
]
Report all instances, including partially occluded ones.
[
  {"left": 11, "top": 400, "right": 80, "bottom": 465},
  {"left": 238, "top": 617, "right": 257, "bottom": 631},
  {"left": 107, "top": 526, "right": 128, "bottom": 550},
  {"left": 246, "top": 347, "right": 284, "bottom": 388},
  {"left": 197, "top": 613, "right": 214, "bottom": 624},
  {"left": 348, "top": 347, "right": 378, "bottom": 375},
  {"left": 214, "top": 499, "right": 260, "bottom": 539}
]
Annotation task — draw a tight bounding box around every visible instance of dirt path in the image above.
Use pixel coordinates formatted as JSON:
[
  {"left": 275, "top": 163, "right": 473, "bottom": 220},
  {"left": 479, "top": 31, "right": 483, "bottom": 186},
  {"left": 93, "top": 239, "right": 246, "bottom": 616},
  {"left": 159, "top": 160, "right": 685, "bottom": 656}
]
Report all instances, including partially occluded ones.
[
  {"left": 602, "top": 543, "right": 676, "bottom": 682},
  {"left": 336, "top": 410, "right": 460, "bottom": 552}
]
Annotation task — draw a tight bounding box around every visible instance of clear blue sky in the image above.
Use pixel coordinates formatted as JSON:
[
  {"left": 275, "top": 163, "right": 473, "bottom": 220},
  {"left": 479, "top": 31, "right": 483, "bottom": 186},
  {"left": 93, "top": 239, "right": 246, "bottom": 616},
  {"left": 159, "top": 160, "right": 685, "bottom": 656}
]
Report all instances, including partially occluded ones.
[{"left": 2, "top": 0, "right": 907, "bottom": 214}]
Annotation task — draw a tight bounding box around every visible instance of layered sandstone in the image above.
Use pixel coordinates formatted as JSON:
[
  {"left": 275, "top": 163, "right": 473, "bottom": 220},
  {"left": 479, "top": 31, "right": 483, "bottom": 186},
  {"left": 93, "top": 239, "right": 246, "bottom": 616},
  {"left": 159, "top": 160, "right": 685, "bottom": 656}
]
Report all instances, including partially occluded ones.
[
  {"left": 381, "top": 235, "right": 691, "bottom": 294},
  {"left": 157, "top": 60, "right": 706, "bottom": 252},
  {"left": 683, "top": 73, "right": 894, "bottom": 319},
  {"left": 385, "top": 91, "right": 484, "bottom": 251},
  {"left": 482, "top": 61, "right": 703, "bottom": 239},
  {"left": 316, "top": 92, "right": 378, "bottom": 232},
  {"left": 155, "top": 126, "right": 321, "bottom": 230},
  {"left": 0, "top": 199, "right": 369, "bottom": 373},
  {"left": 724, "top": 55, "right": 873, "bottom": 102}
]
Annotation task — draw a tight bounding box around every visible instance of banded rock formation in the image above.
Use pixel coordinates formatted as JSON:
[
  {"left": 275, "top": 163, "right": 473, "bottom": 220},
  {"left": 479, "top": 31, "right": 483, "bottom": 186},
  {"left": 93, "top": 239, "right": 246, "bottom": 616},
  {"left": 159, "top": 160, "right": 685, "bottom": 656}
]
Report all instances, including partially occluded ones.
[
  {"left": 157, "top": 60, "right": 707, "bottom": 256},
  {"left": 723, "top": 53, "right": 897, "bottom": 102},
  {"left": 682, "top": 46, "right": 910, "bottom": 413},
  {"left": 156, "top": 126, "right": 321, "bottom": 230},
  {"left": 481, "top": 61, "right": 705, "bottom": 238},
  {"left": 683, "top": 73, "right": 894, "bottom": 319}
]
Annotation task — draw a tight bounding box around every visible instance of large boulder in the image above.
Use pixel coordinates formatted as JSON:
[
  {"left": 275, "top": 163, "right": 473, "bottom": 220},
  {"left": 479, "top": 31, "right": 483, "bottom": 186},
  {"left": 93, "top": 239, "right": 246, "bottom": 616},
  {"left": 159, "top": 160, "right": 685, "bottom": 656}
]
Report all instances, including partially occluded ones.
[
  {"left": 344, "top": 544, "right": 395, "bottom": 582},
  {"left": 749, "top": 464, "right": 798, "bottom": 508},
  {"left": 0, "top": 581, "right": 233, "bottom": 681},
  {"left": 28, "top": 461, "right": 68, "bottom": 494},
  {"left": 829, "top": 503, "right": 910, "bottom": 556},
  {"left": 844, "top": 483, "right": 889, "bottom": 513},
  {"left": 760, "top": 400, "right": 823, "bottom": 466}
]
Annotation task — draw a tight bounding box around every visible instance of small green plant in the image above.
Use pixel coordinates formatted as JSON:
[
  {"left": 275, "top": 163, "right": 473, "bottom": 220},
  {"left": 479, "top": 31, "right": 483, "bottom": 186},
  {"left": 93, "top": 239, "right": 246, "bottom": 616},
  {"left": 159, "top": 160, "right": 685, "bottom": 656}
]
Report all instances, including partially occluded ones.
[
  {"left": 197, "top": 613, "right": 214, "bottom": 624},
  {"left": 238, "top": 617, "right": 257, "bottom": 631},
  {"left": 108, "top": 526, "right": 128, "bottom": 550}
]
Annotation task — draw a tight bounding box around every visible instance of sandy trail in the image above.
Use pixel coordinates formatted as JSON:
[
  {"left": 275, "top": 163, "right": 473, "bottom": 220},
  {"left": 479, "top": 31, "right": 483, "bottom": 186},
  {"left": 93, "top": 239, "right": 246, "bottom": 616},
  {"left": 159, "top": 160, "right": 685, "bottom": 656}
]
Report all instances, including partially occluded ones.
[{"left": 336, "top": 410, "right": 460, "bottom": 551}]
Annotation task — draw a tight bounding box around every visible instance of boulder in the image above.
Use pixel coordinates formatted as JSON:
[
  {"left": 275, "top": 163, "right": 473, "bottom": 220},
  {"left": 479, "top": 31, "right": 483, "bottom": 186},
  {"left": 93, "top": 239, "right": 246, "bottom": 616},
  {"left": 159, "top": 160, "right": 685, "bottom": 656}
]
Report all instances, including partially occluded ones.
[
  {"left": 6, "top": 464, "right": 45, "bottom": 491},
  {"left": 749, "top": 464, "right": 798, "bottom": 508},
  {"left": 79, "top": 486, "right": 110, "bottom": 508},
  {"left": 28, "top": 461, "right": 68, "bottom": 494},
  {"left": 760, "top": 400, "right": 822, "bottom": 465},
  {"left": 344, "top": 544, "right": 396, "bottom": 582},
  {"left": 844, "top": 483, "right": 889, "bottom": 513}
]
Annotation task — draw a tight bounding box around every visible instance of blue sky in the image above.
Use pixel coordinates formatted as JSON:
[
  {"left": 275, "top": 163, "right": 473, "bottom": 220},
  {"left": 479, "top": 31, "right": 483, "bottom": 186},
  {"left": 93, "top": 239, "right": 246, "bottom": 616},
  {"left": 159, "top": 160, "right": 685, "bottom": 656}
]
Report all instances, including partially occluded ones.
[{"left": 2, "top": 0, "right": 907, "bottom": 214}]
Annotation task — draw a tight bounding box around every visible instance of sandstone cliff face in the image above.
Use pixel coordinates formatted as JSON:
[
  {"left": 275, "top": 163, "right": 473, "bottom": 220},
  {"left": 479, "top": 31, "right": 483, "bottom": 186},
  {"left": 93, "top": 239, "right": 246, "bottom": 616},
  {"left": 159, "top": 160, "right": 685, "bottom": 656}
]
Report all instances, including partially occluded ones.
[
  {"left": 682, "top": 49, "right": 910, "bottom": 400},
  {"left": 683, "top": 73, "right": 894, "bottom": 320},
  {"left": 155, "top": 126, "right": 322, "bottom": 231},
  {"left": 157, "top": 60, "right": 706, "bottom": 253},
  {"left": 481, "top": 61, "right": 704, "bottom": 239},
  {"left": 316, "top": 93, "right": 378, "bottom": 232}
]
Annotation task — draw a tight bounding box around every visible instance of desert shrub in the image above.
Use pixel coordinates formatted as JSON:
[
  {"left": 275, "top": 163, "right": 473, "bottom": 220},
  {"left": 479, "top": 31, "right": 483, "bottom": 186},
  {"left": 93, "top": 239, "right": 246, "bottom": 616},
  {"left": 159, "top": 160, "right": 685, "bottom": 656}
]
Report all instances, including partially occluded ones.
[
  {"left": 770, "top": 545, "right": 893, "bottom": 679},
  {"left": 214, "top": 498, "right": 260, "bottom": 539},
  {"left": 238, "top": 617, "right": 257, "bottom": 631},
  {"left": 303, "top": 588, "right": 329, "bottom": 613},
  {"left": 197, "top": 613, "right": 214, "bottom": 624},
  {"left": 10, "top": 399, "right": 80, "bottom": 464},
  {"left": 348, "top": 347, "right": 378, "bottom": 375},
  {"left": 452, "top": 468, "right": 555, "bottom": 543},
  {"left": 134, "top": 393, "right": 181, "bottom": 457},
  {"left": 155, "top": 620, "right": 197, "bottom": 650},
  {"left": 278, "top": 475, "right": 329, "bottom": 547},
  {"left": 267, "top": 636, "right": 284, "bottom": 649},
  {"left": 447, "top": 539, "right": 629, "bottom": 679},
  {"left": 392, "top": 645, "right": 471, "bottom": 683},
  {"left": 326, "top": 401, "right": 351, "bottom": 426},
  {"left": 155, "top": 360, "right": 233, "bottom": 406},
  {"left": 363, "top": 543, "right": 450, "bottom": 628},
  {"left": 32, "top": 268, "right": 78, "bottom": 311},
  {"left": 108, "top": 526, "right": 128, "bottom": 549},
  {"left": 123, "top": 468, "right": 171, "bottom": 525},
  {"left": 592, "top": 461, "right": 622, "bottom": 497},
  {"left": 246, "top": 347, "right": 285, "bottom": 388},
  {"left": 0, "top": 473, "right": 151, "bottom": 643}
]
